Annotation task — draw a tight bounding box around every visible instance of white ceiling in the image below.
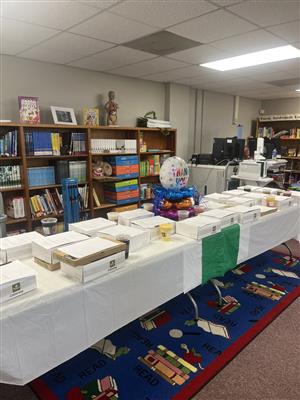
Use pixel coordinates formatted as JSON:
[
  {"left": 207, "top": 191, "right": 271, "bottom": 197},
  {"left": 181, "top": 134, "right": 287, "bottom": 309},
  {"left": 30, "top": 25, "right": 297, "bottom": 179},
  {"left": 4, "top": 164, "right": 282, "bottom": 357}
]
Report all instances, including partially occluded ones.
[{"left": 0, "top": 0, "right": 300, "bottom": 99}]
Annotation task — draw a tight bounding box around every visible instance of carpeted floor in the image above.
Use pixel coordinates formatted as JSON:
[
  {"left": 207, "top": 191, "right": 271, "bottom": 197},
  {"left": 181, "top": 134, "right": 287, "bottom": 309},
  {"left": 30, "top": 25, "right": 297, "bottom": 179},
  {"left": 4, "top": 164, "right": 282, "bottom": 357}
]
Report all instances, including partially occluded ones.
[
  {"left": 1, "top": 241, "right": 299, "bottom": 400},
  {"left": 1, "top": 297, "right": 299, "bottom": 400}
]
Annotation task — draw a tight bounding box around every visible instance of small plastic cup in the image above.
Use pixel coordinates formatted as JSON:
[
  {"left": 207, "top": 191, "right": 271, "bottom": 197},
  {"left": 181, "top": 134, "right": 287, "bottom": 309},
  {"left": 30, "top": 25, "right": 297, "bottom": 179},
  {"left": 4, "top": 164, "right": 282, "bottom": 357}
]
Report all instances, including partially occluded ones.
[
  {"left": 178, "top": 210, "right": 189, "bottom": 221},
  {"left": 116, "top": 234, "right": 130, "bottom": 259},
  {"left": 160, "top": 223, "right": 173, "bottom": 241},
  {"left": 41, "top": 217, "right": 57, "bottom": 236},
  {"left": 107, "top": 212, "right": 119, "bottom": 222},
  {"left": 266, "top": 195, "right": 276, "bottom": 207},
  {"left": 143, "top": 203, "right": 153, "bottom": 212}
]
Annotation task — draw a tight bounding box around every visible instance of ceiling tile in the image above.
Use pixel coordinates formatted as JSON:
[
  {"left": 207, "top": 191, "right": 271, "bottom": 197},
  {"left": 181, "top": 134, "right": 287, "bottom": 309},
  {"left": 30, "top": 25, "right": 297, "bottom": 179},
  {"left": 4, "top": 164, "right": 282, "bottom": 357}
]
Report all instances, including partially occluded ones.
[
  {"left": 109, "top": 57, "right": 189, "bottom": 78},
  {"left": 0, "top": 17, "right": 59, "bottom": 46},
  {"left": 68, "top": 46, "right": 155, "bottom": 71},
  {"left": 109, "top": 0, "right": 217, "bottom": 29},
  {"left": 228, "top": 1, "right": 300, "bottom": 27},
  {"left": 70, "top": 11, "right": 159, "bottom": 43},
  {"left": 212, "top": 29, "right": 287, "bottom": 55},
  {"left": 142, "top": 65, "right": 211, "bottom": 82},
  {"left": 78, "top": 0, "right": 121, "bottom": 10},
  {"left": 211, "top": 0, "right": 244, "bottom": 6},
  {"left": 267, "top": 21, "right": 300, "bottom": 44},
  {"left": 2, "top": 0, "right": 99, "bottom": 30},
  {"left": 167, "top": 9, "right": 256, "bottom": 43},
  {"left": 252, "top": 70, "right": 299, "bottom": 83},
  {"left": 167, "top": 44, "right": 230, "bottom": 64},
  {"left": 19, "top": 32, "right": 114, "bottom": 60},
  {"left": 0, "top": 40, "right": 32, "bottom": 56}
]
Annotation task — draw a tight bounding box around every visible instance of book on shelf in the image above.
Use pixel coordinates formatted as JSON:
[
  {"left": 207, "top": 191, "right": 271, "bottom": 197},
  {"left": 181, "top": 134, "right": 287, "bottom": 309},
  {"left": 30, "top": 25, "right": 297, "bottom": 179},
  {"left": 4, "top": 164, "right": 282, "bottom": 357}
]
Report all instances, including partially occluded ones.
[
  {"left": 140, "top": 155, "right": 160, "bottom": 177},
  {"left": 92, "top": 188, "right": 101, "bottom": 207},
  {"left": 30, "top": 189, "right": 63, "bottom": 218},
  {"left": 18, "top": 96, "right": 40, "bottom": 124},
  {"left": 6, "top": 197, "right": 25, "bottom": 219},
  {"left": 28, "top": 166, "right": 55, "bottom": 187},
  {"left": 91, "top": 138, "right": 137, "bottom": 153},
  {"left": 0, "top": 130, "right": 18, "bottom": 157},
  {"left": 78, "top": 184, "right": 89, "bottom": 210},
  {"left": 55, "top": 160, "right": 69, "bottom": 184},
  {"left": 69, "top": 160, "right": 87, "bottom": 183},
  {"left": 82, "top": 107, "right": 99, "bottom": 126},
  {"left": 0, "top": 165, "right": 22, "bottom": 189},
  {"left": 24, "top": 131, "right": 86, "bottom": 156}
]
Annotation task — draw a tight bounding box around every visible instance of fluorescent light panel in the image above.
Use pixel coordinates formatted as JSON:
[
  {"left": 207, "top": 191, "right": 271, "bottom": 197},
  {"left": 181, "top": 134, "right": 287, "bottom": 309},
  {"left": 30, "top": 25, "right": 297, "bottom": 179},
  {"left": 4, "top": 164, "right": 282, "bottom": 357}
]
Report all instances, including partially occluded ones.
[
  {"left": 296, "top": 89, "right": 300, "bottom": 92},
  {"left": 200, "top": 45, "right": 300, "bottom": 71}
]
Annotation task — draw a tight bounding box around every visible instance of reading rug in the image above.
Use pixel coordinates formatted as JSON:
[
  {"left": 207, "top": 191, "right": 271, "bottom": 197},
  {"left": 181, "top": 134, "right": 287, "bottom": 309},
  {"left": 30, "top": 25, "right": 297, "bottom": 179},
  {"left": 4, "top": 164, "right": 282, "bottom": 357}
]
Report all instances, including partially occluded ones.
[{"left": 31, "top": 250, "right": 300, "bottom": 400}]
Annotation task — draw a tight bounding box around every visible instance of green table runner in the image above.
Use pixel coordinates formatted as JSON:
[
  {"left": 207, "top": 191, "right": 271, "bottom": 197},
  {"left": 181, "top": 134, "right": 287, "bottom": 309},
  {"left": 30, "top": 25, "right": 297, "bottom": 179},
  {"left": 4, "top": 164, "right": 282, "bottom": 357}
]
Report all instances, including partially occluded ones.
[{"left": 202, "top": 224, "right": 240, "bottom": 284}]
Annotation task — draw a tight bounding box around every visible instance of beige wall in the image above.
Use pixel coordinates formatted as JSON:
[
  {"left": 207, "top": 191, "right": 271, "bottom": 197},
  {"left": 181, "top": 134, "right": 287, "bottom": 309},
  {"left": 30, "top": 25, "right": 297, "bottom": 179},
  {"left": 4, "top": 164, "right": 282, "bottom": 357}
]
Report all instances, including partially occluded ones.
[
  {"left": 196, "top": 91, "right": 261, "bottom": 153},
  {"left": 1, "top": 54, "right": 262, "bottom": 160},
  {"left": 262, "top": 98, "right": 300, "bottom": 114},
  {"left": 0, "top": 55, "right": 165, "bottom": 126}
]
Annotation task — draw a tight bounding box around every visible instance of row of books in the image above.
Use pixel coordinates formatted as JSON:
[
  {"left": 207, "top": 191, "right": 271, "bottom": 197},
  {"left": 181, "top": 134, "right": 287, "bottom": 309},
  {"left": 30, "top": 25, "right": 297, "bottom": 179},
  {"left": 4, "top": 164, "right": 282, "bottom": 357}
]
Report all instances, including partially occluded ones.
[
  {"left": 0, "top": 165, "right": 22, "bottom": 189},
  {"left": 6, "top": 197, "right": 25, "bottom": 219},
  {"left": 140, "top": 183, "right": 153, "bottom": 200},
  {"left": 140, "top": 155, "right": 160, "bottom": 177},
  {"left": 27, "top": 161, "right": 87, "bottom": 187},
  {"left": 29, "top": 186, "right": 90, "bottom": 218},
  {"left": 91, "top": 139, "right": 137, "bottom": 154},
  {"left": 25, "top": 131, "right": 86, "bottom": 156},
  {"left": 258, "top": 126, "right": 300, "bottom": 139},
  {"left": 0, "top": 130, "right": 18, "bottom": 157},
  {"left": 55, "top": 160, "right": 87, "bottom": 184}
]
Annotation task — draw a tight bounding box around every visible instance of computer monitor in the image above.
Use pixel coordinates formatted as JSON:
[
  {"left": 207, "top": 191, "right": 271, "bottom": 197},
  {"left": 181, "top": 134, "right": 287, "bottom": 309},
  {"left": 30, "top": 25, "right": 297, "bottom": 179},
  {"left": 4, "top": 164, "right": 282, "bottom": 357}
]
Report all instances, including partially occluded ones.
[{"left": 212, "top": 137, "right": 245, "bottom": 163}]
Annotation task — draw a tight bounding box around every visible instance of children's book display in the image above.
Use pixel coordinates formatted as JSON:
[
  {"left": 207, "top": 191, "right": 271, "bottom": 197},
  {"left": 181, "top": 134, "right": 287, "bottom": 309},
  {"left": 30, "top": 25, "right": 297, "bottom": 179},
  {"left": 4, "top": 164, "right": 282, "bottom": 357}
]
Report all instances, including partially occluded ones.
[
  {"left": 82, "top": 107, "right": 99, "bottom": 126},
  {"left": 18, "top": 96, "right": 40, "bottom": 124}
]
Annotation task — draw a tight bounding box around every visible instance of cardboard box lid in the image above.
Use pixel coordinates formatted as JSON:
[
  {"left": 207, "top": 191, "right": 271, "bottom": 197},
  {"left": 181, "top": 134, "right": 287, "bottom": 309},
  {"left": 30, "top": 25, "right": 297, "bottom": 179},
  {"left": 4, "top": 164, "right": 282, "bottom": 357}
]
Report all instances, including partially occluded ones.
[
  {"left": 69, "top": 217, "right": 116, "bottom": 233},
  {"left": 32, "top": 231, "right": 88, "bottom": 250},
  {"left": 98, "top": 224, "right": 149, "bottom": 238},
  {"left": 118, "top": 208, "right": 153, "bottom": 220},
  {"left": 131, "top": 215, "right": 174, "bottom": 229},
  {"left": 0, "top": 260, "right": 36, "bottom": 284},
  {"left": 203, "top": 209, "right": 238, "bottom": 218},
  {"left": 0, "top": 231, "right": 43, "bottom": 250},
  {"left": 222, "top": 190, "right": 248, "bottom": 196},
  {"left": 228, "top": 205, "right": 260, "bottom": 214},
  {"left": 177, "top": 215, "right": 220, "bottom": 227},
  {"left": 54, "top": 237, "right": 126, "bottom": 267}
]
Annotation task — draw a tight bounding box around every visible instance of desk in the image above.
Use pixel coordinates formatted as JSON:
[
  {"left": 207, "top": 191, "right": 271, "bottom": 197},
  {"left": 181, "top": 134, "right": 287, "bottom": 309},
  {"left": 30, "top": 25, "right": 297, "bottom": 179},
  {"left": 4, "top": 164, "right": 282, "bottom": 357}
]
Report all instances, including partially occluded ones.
[{"left": 1, "top": 206, "right": 299, "bottom": 385}]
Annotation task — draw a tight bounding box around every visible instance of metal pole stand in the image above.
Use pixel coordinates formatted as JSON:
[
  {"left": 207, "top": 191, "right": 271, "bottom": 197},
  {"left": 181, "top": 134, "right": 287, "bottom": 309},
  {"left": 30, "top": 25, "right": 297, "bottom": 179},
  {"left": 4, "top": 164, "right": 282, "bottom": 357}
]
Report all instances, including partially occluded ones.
[
  {"left": 210, "top": 279, "right": 225, "bottom": 307},
  {"left": 280, "top": 242, "right": 293, "bottom": 262},
  {"left": 186, "top": 292, "right": 199, "bottom": 320}
]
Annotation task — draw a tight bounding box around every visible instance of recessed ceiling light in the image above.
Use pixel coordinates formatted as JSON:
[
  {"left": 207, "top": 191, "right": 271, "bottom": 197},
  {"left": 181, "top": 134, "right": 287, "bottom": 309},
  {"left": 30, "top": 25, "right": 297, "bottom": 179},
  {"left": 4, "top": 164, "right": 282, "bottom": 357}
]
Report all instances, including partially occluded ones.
[
  {"left": 296, "top": 89, "right": 300, "bottom": 92},
  {"left": 200, "top": 45, "right": 300, "bottom": 71}
]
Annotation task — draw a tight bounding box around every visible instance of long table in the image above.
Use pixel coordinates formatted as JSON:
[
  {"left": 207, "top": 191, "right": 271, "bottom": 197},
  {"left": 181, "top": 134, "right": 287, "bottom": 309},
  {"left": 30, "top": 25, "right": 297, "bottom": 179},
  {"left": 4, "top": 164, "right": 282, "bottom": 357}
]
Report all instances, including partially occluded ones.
[{"left": 1, "top": 206, "right": 299, "bottom": 385}]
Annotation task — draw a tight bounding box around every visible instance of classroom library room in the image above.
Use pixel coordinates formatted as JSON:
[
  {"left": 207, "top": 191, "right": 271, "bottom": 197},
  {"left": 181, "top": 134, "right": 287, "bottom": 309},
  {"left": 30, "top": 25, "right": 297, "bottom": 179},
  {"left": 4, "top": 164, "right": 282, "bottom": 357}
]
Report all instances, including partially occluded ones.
[{"left": 0, "top": 1, "right": 300, "bottom": 399}]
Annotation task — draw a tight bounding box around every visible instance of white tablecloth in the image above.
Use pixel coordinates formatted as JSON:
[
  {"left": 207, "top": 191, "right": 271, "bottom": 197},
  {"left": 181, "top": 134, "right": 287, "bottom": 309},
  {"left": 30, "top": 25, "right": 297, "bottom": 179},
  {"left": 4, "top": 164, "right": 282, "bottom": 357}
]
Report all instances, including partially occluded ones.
[{"left": 1, "top": 206, "right": 299, "bottom": 385}]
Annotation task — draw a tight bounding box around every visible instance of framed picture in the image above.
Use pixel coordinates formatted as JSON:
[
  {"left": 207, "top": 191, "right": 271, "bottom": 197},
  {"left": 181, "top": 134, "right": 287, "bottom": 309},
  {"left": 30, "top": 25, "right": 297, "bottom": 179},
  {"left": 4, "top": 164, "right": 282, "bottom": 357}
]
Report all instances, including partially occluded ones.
[
  {"left": 18, "top": 96, "right": 40, "bottom": 124},
  {"left": 51, "top": 106, "right": 77, "bottom": 125},
  {"left": 83, "top": 107, "right": 100, "bottom": 126}
]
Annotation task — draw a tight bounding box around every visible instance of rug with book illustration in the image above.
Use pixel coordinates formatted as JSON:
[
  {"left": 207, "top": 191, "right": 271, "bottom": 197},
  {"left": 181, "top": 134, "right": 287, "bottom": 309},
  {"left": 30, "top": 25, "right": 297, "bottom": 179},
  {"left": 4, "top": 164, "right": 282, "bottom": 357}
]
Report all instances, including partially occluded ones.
[{"left": 31, "top": 250, "right": 300, "bottom": 400}]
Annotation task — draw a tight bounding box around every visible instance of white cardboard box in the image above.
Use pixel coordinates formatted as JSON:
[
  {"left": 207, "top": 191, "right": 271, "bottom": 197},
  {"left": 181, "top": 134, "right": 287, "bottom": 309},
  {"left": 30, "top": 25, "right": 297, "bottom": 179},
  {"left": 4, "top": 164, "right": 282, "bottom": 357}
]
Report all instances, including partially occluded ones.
[
  {"left": 274, "top": 196, "right": 293, "bottom": 209},
  {"left": 226, "top": 205, "right": 261, "bottom": 224},
  {"left": 69, "top": 217, "right": 116, "bottom": 236},
  {"left": 290, "top": 191, "right": 300, "bottom": 205},
  {"left": 254, "top": 187, "right": 282, "bottom": 195},
  {"left": 118, "top": 208, "right": 154, "bottom": 226},
  {"left": 176, "top": 216, "right": 221, "bottom": 240},
  {"left": 222, "top": 189, "right": 248, "bottom": 196},
  {"left": 256, "top": 205, "right": 278, "bottom": 216},
  {"left": 131, "top": 215, "right": 175, "bottom": 240},
  {"left": 202, "top": 209, "right": 239, "bottom": 228},
  {"left": 32, "top": 231, "right": 89, "bottom": 265},
  {"left": 61, "top": 251, "right": 126, "bottom": 283},
  {"left": 203, "top": 201, "right": 226, "bottom": 210},
  {"left": 0, "top": 231, "right": 43, "bottom": 264},
  {"left": 204, "top": 193, "right": 232, "bottom": 203},
  {"left": 98, "top": 224, "right": 150, "bottom": 252},
  {"left": 0, "top": 260, "right": 37, "bottom": 303},
  {"left": 240, "top": 192, "right": 267, "bottom": 205},
  {"left": 225, "top": 197, "right": 256, "bottom": 207}
]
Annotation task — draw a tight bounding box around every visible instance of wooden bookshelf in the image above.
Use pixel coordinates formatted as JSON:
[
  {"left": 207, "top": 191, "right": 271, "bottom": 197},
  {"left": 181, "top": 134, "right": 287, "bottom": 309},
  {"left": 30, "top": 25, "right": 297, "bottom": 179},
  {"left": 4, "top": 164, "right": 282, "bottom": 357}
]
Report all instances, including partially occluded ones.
[
  {"left": 256, "top": 118, "right": 300, "bottom": 188},
  {"left": 0, "top": 122, "right": 176, "bottom": 231}
]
